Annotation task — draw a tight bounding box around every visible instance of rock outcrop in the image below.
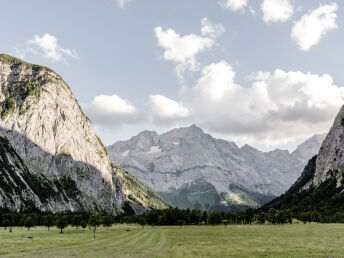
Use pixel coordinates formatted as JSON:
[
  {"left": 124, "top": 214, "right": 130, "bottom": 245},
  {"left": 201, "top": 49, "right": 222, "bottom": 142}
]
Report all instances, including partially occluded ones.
[
  {"left": 0, "top": 54, "right": 168, "bottom": 214},
  {"left": 263, "top": 104, "right": 344, "bottom": 213}
]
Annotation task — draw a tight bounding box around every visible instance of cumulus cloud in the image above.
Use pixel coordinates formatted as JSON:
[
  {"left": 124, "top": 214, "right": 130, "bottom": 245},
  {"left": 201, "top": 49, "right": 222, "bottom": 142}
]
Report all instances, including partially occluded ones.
[
  {"left": 201, "top": 18, "right": 226, "bottom": 38},
  {"left": 291, "top": 3, "right": 338, "bottom": 51},
  {"left": 117, "top": 0, "right": 131, "bottom": 9},
  {"left": 155, "top": 61, "right": 344, "bottom": 146},
  {"left": 149, "top": 95, "right": 191, "bottom": 125},
  {"left": 261, "top": 0, "right": 294, "bottom": 23},
  {"left": 219, "top": 0, "right": 248, "bottom": 12},
  {"left": 86, "top": 94, "right": 144, "bottom": 131},
  {"left": 154, "top": 18, "right": 224, "bottom": 79},
  {"left": 16, "top": 33, "right": 78, "bottom": 62}
]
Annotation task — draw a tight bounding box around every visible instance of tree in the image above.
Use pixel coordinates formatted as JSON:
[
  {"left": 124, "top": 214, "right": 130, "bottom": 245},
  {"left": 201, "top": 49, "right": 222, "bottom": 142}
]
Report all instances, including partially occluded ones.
[
  {"left": 244, "top": 208, "right": 254, "bottom": 224},
  {"left": 255, "top": 211, "right": 266, "bottom": 224},
  {"left": 275, "top": 210, "right": 287, "bottom": 224},
  {"left": 88, "top": 214, "right": 102, "bottom": 238},
  {"left": 311, "top": 210, "right": 321, "bottom": 223},
  {"left": 56, "top": 216, "right": 68, "bottom": 233},
  {"left": 145, "top": 210, "right": 158, "bottom": 227},
  {"left": 267, "top": 208, "right": 277, "bottom": 224},
  {"left": 190, "top": 209, "right": 202, "bottom": 225},
  {"left": 80, "top": 221, "right": 87, "bottom": 231},
  {"left": 18, "top": 218, "right": 26, "bottom": 229},
  {"left": 2, "top": 214, "right": 13, "bottom": 230},
  {"left": 236, "top": 211, "right": 245, "bottom": 224},
  {"left": 202, "top": 211, "right": 208, "bottom": 224},
  {"left": 2, "top": 219, "right": 11, "bottom": 230},
  {"left": 43, "top": 214, "right": 55, "bottom": 231},
  {"left": 208, "top": 211, "right": 222, "bottom": 226},
  {"left": 299, "top": 212, "right": 309, "bottom": 224},
  {"left": 176, "top": 220, "right": 185, "bottom": 229},
  {"left": 71, "top": 215, "right": 82, "bottom": 229},
  {"left": 102, "top": 215, "right": 113, "bottom": 230},
  {"left": 25, "top": 217, "right": 34, "bottom": 231},
  {"left": 222, "top": 220, "right": 229, "bottom": 228},
  {"left": 139, "top": 217, "right": 146, "bottom": 229}
]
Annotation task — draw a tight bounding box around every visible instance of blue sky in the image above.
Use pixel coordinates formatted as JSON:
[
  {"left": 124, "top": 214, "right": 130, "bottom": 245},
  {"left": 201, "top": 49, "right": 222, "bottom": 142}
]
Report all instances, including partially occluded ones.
[{"left": 1, "top": 0, "right": 344, "bottom": 151}]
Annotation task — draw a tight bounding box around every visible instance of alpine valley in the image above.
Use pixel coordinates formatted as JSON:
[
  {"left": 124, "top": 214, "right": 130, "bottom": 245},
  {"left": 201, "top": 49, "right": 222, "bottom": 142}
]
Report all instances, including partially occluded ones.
[
  {"left": 108, "top": 125, "right": 325, "bottom": 211},
  {"left": 0, "top": 54, "right": 168, "bottom": 214},
  {"left": 0, "top": 54, "right": 330, "bottom": 214}
]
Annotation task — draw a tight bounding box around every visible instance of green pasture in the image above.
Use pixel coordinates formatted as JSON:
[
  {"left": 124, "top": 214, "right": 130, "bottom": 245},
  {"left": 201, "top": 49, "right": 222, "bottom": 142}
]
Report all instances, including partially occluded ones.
[{"left": 0, "top": 223, "right": 343, "bottom": 257}]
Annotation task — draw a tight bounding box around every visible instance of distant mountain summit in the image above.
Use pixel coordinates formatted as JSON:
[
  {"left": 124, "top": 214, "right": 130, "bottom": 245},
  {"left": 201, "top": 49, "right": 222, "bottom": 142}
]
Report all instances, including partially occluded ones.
[
  {"left": 0, "top": 54, "right": 168, "bottom": 213},
  {"left": 108, "top": 124, "right": 325, "bottom": 211}
]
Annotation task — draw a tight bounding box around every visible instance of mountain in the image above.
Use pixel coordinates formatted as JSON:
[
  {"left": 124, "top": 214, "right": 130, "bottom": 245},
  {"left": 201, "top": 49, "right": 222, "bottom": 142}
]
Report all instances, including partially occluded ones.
[
  {"left": 264, "top": 105, "right": 344, "bottom": 215},
  {"left": 107, "top": 125, "right": 325, "bottom": 211},
  {"left": 0, "top": 54, "right": 168, "bottom": 214}
]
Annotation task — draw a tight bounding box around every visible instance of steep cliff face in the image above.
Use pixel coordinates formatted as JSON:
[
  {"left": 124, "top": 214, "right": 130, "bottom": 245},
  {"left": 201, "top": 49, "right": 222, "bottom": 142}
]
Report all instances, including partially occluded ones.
[
  {"left": 0, "top": 54, "right": 167, "bottom": 214},
  {"left": 0, "top": 135, "right": 66, "bottom": 211},
  {"left": 108, "top": 125, "right": 324, "bottom": 211},
  {"left": 311, "top": 105, "right": 344, "bottom": 187},
  {"left": 263, "top": 104, "right": 344, "bottom": 213}
]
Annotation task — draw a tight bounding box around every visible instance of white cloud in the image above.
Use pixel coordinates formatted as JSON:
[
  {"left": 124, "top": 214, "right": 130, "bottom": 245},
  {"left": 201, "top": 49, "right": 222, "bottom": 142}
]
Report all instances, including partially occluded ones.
[
  {"left": 117, "top": 0, "right": 131, "bottom": 8},
  {"left": 261, "top": 0, "right": 294, "bottom": 23},
  {"left": 149, "top": 95, "right": 191, "bottom": 125},
  {"left": 219, "top": 0, "right": 248, "bottom": 12},
  {"left": 291, "top": 3, "right": 338, "bottom": 51},
  {"left": 154, "top": 18, "right": 224, "bottom": 79},
  {"left": 16, "top": 33, "right": 78, "bottom": 62},
  {"left": 86, "top": 94, "right": 144, "bottom": 130},
  {"left": 201, "top": 18, "right": 226, "bottom": 38},
  {"left": 155, "top": 61, "right": 344, "bottom": 146}
]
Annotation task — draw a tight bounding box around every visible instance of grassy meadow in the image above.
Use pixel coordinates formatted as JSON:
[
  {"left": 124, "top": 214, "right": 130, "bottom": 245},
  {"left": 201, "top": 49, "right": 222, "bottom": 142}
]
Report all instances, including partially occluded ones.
[{"left": 0, "top": 223, "right": 344, "bottom": 257}]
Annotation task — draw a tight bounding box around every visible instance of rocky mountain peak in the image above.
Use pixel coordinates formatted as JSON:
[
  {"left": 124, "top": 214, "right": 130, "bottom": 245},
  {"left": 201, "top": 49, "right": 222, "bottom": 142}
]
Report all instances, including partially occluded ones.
[
  {"left": 163, "top": 124, "right": 205, "bottom": 139},
  {"left": 0, "top": 55, "right": 168, "bottom": 214}
]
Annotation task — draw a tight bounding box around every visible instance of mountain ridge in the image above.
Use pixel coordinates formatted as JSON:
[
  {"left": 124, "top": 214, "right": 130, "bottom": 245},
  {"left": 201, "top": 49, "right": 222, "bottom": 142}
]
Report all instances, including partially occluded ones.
[{"left": 108, "top": 124, "right": 325, "bottom": 211}]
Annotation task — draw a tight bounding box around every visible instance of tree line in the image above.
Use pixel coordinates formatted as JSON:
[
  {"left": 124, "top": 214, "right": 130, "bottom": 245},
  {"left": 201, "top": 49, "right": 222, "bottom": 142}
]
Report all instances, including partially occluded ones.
[
  {"left": 0, "top": 206, "right": 340, "bottom": 233},
  {"left": 0, "top": 211, "right": 115, "bottom": 238}
]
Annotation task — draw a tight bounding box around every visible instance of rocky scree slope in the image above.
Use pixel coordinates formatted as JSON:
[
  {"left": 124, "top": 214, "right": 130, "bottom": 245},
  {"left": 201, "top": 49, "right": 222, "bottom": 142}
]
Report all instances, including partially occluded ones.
[
  {"left": 0, "top": 54, "right": 167, "bottom": 214},
  {"left": 108, "top": 125, "right": 325, "bottom": 211}
]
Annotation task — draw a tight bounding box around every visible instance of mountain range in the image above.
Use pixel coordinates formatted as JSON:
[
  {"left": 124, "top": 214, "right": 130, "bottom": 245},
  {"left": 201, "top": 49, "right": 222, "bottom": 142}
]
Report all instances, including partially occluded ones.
[
  {"left": 108, "top": 125, "right": 325, "bottom": 211},
  {"left": 0, "top": 54, "right": 334, "bottom": 215}
]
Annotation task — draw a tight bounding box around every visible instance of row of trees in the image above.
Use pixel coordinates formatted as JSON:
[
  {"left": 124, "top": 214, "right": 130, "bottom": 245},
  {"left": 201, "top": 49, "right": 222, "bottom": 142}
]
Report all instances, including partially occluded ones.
[
  {"left": 117, "top": 208, "right": 293, "bottom": 226},
  {"left": 0, "top": 207, "right": 340, "bottom": 231},
  {"left": 0, "top": 212, "right": 115, "bottom": 238}
]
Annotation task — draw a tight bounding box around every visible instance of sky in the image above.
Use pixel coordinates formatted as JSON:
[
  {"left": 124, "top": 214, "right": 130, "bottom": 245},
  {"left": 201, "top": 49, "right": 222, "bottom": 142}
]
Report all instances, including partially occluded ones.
[{"left": 1, "top": 0, "right": 344, "bottom": 151}]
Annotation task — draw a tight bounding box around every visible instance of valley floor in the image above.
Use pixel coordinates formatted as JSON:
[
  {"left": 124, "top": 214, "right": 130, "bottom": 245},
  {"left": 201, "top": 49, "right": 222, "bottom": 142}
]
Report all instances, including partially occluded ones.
[{"left": 0, "top": 224, "right": 344, "bottom": 257}]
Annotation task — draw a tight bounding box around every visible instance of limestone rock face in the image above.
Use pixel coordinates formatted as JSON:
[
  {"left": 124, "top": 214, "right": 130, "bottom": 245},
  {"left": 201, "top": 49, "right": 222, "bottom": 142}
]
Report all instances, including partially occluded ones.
[
  {"left": 263, "top": 105, "right": 344, "bottom": 211},
  {"left": 291, "top": 134, "right": 326, "bottom": 166},
  {"left": 108, "top": 125, "right": 324, "bottom": 210},
  {"left": 310, "top": 105, "right": 344, "bottom": 187},
  {"left": 0, "top": 55, "right": 166, "bottom": 214}
]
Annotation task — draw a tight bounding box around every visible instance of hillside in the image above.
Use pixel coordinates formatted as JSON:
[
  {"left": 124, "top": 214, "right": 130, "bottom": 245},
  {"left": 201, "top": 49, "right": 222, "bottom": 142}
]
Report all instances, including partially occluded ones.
[
  {"left": 264, "top": 104, "right": 344, "bottom": 217},
  {"left": 108, "top": 125, "right": 325, "bottom": 211},
  {"left": 113, "top": 165, "right": 169, "bottom": 213},
  {"left": 0, "top": 54, "right": 167, "bottom": 214}
]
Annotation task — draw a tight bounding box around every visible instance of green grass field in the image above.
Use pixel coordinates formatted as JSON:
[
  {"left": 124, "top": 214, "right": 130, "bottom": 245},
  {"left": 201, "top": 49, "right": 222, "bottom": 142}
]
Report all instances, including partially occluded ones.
[{"left": 1, "top": 224, "right": 344, "bottom": 257}]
